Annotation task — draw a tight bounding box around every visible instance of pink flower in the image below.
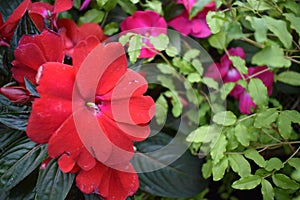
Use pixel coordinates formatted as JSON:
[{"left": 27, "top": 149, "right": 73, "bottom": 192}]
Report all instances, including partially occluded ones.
[
  {"left": 120, "top": 10, "right": 167, "bottom": 58},
  {"left": 239, "top": 92, "right": 256, "bottom": 114},
  {"left": 178, "top": 0, "right": 196, "bottom": 13},
  {"left": 168, "top": 1, "right": 215, "bottom": 38}
]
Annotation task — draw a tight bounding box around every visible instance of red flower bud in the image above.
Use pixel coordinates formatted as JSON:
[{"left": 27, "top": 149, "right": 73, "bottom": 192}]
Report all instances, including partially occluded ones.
[{"left": 0, "top": 86, "right": 31, "bottom": 104}]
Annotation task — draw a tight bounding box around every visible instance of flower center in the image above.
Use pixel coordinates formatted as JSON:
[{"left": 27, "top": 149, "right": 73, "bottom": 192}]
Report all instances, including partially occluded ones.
[{"left": 86, "top": 102, "right": 100, "bottom": 114}]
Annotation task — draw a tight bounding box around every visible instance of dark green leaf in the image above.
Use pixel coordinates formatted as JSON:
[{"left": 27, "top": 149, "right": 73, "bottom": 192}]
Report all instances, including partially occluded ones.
[
  {"left": 10, "top": 12, "right": 40, "bottom": 50},
  {"left": 0, "top": 94, "right": 28, "bottom": 112},
  {"left": 261, "top": 179, "right": 274, "bottom": 200},
  {"left": 36, "top": 158, "right": 75, "bottom": 200},
  {"left": 103, "top": 0, "right": 118, "bottom": 11},
  {"left": 232, "top": 175, "right": 261, "bottom": 190},
  {"left": 0, "top": 127, "right": 23, "bottom": 152},
  {"left": 132, "top": 133, "right": 208, "bottom": 198},
  {"left": 228, "top": 154, "right": 251, "bottom": 177},
  {"left": 78, "top": 9, "right": 105, "bottom": 25},
  {"left": 84, "top": 193, "right": 102, "bottom": 200},
  {"left": 272, "top": 173, "right": 300, "bottom": 190},
  {"left": 0, "top": 113, "right": 28, "bottom": 131},
  {"left": 24, "top": 77, "right": 39, "bottom": 98},
  {"left": 103, "top": 22, "right": 119, "bottom": 35},
  {"left": 0, "top": 137, "right": 47, "bottom": 191},
  {"left": 117, "top": 0, "right": 137, "bottom": 15}
]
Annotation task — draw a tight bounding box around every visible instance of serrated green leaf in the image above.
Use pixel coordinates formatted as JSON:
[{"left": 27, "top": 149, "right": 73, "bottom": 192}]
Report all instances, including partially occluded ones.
[
  {"left": 288, "top": 158, "right": 300, "bottom": 169},
  {"left": 244, "top": 149, "right": 266, "bottom": 168},
  {"left": 119, "top": 32, "right": 135, "bottom": 45},
  {"left": 206, "top": 11, "right": 225, "bottom": 34},
  {"left": 272, "top": 173, "right": 300, "bottom": 190},
  {"left": 117, "top": 0, "right": 137, "bottom": 15},
  {"left": 264, "top": 158, "right": 284, "bottom": 172},
  {"left": 202, "top": 159, "right": 212, "bottom": 179},
  {"left": 103, "top": 22, "right": 119, "bottom": 35},
  {"left": 232, "top": 175, "right": 261, "bottom": 190},
  {"left": 254, "top": 108, "right": 278, "bottom": 128},
  {"left": 36, "top": 159, "right": 75, "bottom": 200},
  {"left": 183, "top": 49, "right": 200, "bottom": 62},
  {"left": 220, "top": 82, "right": 235, "bottom": 100},
  {"left": 155, "top": 95, "right": 168, "bottom": 125},
  {"left": 128, "top": 34, "right": 142, "bottom": 63},
  {"left": 133, "top": 133, "right": 208, "bottom": 198},
  {"left": 261, "top": 179, "right": 274, "bottom": 200},
  {"left": 246, "top": 16, "right": 268, "bottom": 43},
  {"left": 164, "top": 91, "right": 182, "bottom": 117},
  {"left": 165, "top": 46, "right": 178, "bottom": 57},
  {"left": 213, "top": 111, "right": 237, "bottom": 126},
  {"left": 277, "top": 71, "right": 300, "bottom": 86},
  {"left": 228, "top": 154, "right": 251, "bottom": 177},
  {"left": 145, "top": 0, "right": 163, "bottom": 15},
  {"left": 229, "top": 56, "right": 248, "bottom": 75},
  {"left": 149, "top": 34, "right": 169, "bottom": 51},
  {"left": 208, "top": 31, "right": 226, "bottom": 49},
  {"left": 262, "top": 16, "right": 292, "bottom": 49},
  {"left": 212, "top": 157, "right": 228, "bottom": 181},
  {"left": 235, "top": 124, "right": 250, "bottom": 147},
  {"left": 252, "top": 44, "right": 291, "bottom": 68},
  {"left": 202, "top": 77, "right": 219, "bottom": 90},
  {"left": 78, "top": 9, "right": 105, "bottom": 25},
  {"left": 0, "top": 138, "right": 47, "bottom": 191},
  {"left": 210, "top": 134, "right": 227, "bottom": 164},
  {"left": 248, "top": 78, "right": 268, "bottom": 107},
  {"left": 186, "top": 125, "right": 221, "bottom": 143}
]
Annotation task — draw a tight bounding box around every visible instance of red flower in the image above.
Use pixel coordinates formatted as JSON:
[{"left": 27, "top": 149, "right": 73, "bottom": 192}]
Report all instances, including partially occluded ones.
[
  {"left": 11, "top": 29, "right": 64, "bottom": 85},
  {"left": 0, "top": 0, "right": 31, "bottom": 46},
  {"left": 57, "top": 18, "right": 106, "bottom": 57},
  {"left": 168, "top": 1, "right": 215, "bottom": 38},
  {"left": 0, "top": 86, "right": 31, "bottom": 104},
  {"left": 26, "top": 42, "right": 155, "bottom": 198},
  {"left": 28, "top": 0, "right": 73, "bottom": 31},
  {"left": 120, "top": 10, "right": 167, "bottom": 58}
]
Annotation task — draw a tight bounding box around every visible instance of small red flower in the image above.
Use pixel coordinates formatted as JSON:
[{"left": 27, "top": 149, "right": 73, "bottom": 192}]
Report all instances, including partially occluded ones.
[
  {"left": 11, "top": 29, "right": 64, "bottom": 85},
  {"left": 57, "top": 18, "right": 106, "bottom": 57},
  {"left": 120, "top": 10, "right": 167, "bottom": 58},
  {"left": 0, "top": 0, "right": 31, "bottom": 46},
  {"left": 0, "top": 86, "right": 31, "bottom": 104},
  {"left": 26, "top": 42, "right": 155, "bottom": 198}
]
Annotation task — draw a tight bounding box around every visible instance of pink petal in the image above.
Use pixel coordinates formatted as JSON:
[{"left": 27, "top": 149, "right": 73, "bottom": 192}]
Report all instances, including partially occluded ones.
[{"left": 239, "top": 92, "right": 256, "bottom": 114}]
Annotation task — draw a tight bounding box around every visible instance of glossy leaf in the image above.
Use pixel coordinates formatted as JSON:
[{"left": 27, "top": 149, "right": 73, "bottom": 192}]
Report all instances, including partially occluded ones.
[
  {"left": 212, "top": 157, "right": 228, "bottom": 181},
  {"left": 0, "top": 127, "right": 23, "bottom": 151},
  {"left": 272, "top": 173, "right": 300, "bottom": 190},
  {"left": 36, "top": 158, "right": 75, "bottom": 200},
  {"left": 0, "top": 137, "right": 47, "bottom": 191},
  {"left": 244, "top": 149, "right": 266, "bottom": 168},
  {"left": 261, "top": 179, "right": 274, "bottom": 200},
  {"left": 232, "top": 175, "right": 261, "bottom": 190},
  {"left": 228, "top": 154, "right": 251, "bottom": 177},
  {"left": 287, "top": 158, "right": 300, "bottom": 169},
  {"left": 133, "top": 133, "right": 208, "bottom": 198},
  {"left": 0, "top": 113, "right": 28, "bottom": 131},
  {"left": 264, "top": 158, "right": 284, "bottom": 172}
]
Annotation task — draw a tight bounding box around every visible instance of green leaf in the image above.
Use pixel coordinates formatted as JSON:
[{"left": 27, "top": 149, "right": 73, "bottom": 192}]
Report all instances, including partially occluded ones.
[
  {"left": 262, "top": 16, "right": 292, "bottom": 49},
  {"left": 277, "top": 110, "right": 300, "bottom": 139},
  {"left": 145, "top": 0, "right": 163, "bottom": 15},
  {"left": 133, "top": 133, "right": 208, "bottom": 198},
  {"left": 202, "top": 77, "right": 219, "bottom": 90},
  {"left": 210, "top": 134, "right": 227, "bottom": 164},
  {"left": 213, "top": 111, "right": 237, "bottom": 126},
  {"left": 165, "top": 46, "right": 178, "bottom": 57},
  {"left": 244, "top": 149, "right": 266, "bottom": 168},
  {"left": 10, "top": 12, "right": 40, "bottom": 49},
  {"left": 284, "top": 13, "right": 300, "bottom": 39},
  {"left": 248, "top": 78, "right": 268, "bottom": 107},
  {"left": 102, "top": 0, "right": 117, "bottom": 11},
  {"left": 208, "top": 31, "right": 226, "bottom": 50},
  {"left": 155, "top": 94, "right": 168, "bottom": 125},
  {"left": 128, "top": 34, "right": 143, "bottom": 63},
  {"left": 0, "top": 0, "right": 23, "bottom": 21},
  {"left": 0, "top": 137, "right": 47, "bottom": 191},
  {"left": 277, "top": 71, "right": 300, "bottom": 86},
  {"left": 0, "top": 128, "right": 23, "bottom": 151},
  {"left": 187, "top": 73, "right": 201, "bottom": 83},
  {"left": 24, "top": 77, "right": 39, "bottom": 97},
  {"left": 149, "top": 34, "right": 169, "bottom": 51},
  {"left": 186, "top": 125, "right": 221, "bottom": 143},
  {"left": 235, "top": 124, "right": 250, "bottom": 147},
  {"left": 288, "top": 158, "right": 300, "bottom": 169},
  {"left": 191, "top": 59, "right": 203, "bottom": 76},
  {"left": 0, "top": 94, "right": 28, "bottom": 112},
  {"left": 246, "top": 16, "right": 268, "bottom": 43},
  {"left": 261, "top": 179, "right": 274, "bottom": 200},
  {"left": 272, "top": 173, "right": 300, "bottom": 190},
  {"left": 227, "top": 21, "right": 246, "bottom": 42},
  {"left": 212, "top": 157, "right": 228, "bottom": 181},
  {"left": 254, "top": 108, "right": 278, "bottom": 128},
  {"left": 220, "top": 82, "right": 235, "bottom": 100},
  {"left": 228, "top": 154, "right": 251, "bottom": 177},
  {"left": 164, "top": 91, "right": 183, "bottom": 118},
  {"left": 252, "top": 44, "right": 291, "bottom": 68},
  {"left": 183, "top": 49, "right": 200, "bottom": 62},
  {"left": 103, "top": 22, "right": 119, "bottom": 35},
  {"left": 119, "top": 32, "right": 135, "bottom": 45},
  {"left": 202, "top": 159, "right": 212, "bottom": 179},
  {"left": 0, "top": 113, "right": 28, "bottom": 131},
  {"left": 229, "top": 56, "right": 248, "bottom": 75},
  {"left": 264, "top": 158, "right": 284, "bottom": 172},
  {"left": 117, "top": 0, "right": 137, "bottom": 15},
  {"left": 78, "top": 9, "right": 105, "bottom": 25},
  {"left": 36, "top": 159, "right": 75, "bottom": 200},
  {"left": 232, "top": 175, "right": 261, "bottom": 190},
  {"left": 206, "top": 11, "right": 225, "bottom": 34}
]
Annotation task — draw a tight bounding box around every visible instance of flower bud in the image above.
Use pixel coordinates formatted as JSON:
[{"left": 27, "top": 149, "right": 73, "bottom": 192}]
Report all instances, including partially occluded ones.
[{"left": 0, "top": 86, "right": 31, "bottom": 104}]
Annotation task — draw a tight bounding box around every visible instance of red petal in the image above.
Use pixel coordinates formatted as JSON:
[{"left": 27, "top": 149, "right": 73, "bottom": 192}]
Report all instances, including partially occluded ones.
[
  {"left": 76, "top": 163, "right": 106, "bottom": 194},
  {"left": 6, "top": 0, "right": 31, "bottom": 24},
  {"left": 75, "top": 42, "right": 127, "bottom": 98},
  {"left": 54, "top": 0, "right": 73, "bottom": 13},
  {"left": 57, "top": 18, "right": 79, "bottom": 43},
  {"left": 77, "top": 148, "right": 96, "bottom": 171},
  {"left": 78, "top": 23, "right": 105, "bottom": 41},
  {"left": 11, "top": 62, "right": 39, "bottom": 85},
  {"left": 58, "top": 154, "right": 76, "bottom": 173}
]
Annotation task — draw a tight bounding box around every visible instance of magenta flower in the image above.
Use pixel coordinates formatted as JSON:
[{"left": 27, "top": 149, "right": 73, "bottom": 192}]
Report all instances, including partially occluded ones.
[
  {"left": 120, "top": 10, "right": 167, "bottom": 58},
  {"left": 239, "top": 92, "right": 256, "bottom": 114},
  {"left": 168, "top": 1, "right": 215, "bottom": 38}
]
